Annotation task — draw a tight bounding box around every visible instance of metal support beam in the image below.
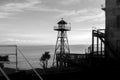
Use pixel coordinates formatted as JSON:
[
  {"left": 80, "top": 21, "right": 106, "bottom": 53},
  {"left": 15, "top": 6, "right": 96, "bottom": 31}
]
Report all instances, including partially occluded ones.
[
  {"left": 97, "top": 34, "right": 99, "bottom": 55},
  {"left": 92, "top": 30, "right": 95, "bottom": 55},
  {"left": 53, "top": 19, "right": 71, "bottom": 68},
  {"left": 16, "top": 46, "right": 18, "bottom": 71},
  {"left": 101, "top": 41, "right": 103, "bottom": 55}
]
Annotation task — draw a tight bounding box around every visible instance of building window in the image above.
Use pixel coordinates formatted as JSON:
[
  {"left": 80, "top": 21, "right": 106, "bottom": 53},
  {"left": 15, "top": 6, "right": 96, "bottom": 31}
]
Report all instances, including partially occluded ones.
[{"left": 116, "top": 16, "right": 120, "bottom": 28}]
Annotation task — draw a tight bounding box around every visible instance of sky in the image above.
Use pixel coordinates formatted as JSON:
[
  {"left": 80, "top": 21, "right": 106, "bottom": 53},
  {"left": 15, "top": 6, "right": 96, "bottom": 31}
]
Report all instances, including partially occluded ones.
[{"left": 0, "top": 0, "right": 105, "bottom": 45}]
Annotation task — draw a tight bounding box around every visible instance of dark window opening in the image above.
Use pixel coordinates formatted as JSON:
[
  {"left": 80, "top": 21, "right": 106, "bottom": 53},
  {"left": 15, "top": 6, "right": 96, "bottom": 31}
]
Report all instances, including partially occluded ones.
[
  {"left": 117, "top": 0, "right": 120, "bottom": 5},
  {"left": 117, "top": 40, "right": 120, "bottom": 53},
  {"left": 116, "top": 16, "right": 120, "bottom": 28}
]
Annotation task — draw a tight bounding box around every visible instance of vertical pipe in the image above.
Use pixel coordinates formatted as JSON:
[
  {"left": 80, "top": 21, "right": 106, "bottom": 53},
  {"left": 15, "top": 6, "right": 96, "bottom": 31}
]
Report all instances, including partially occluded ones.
[
  {"left": 66, "top": 32, "right": 70, "bottom": 53},
  {"left": 105, "top": 0, "right": 107, "bottom": 58},
  {"left": 53, "top": 31, "right": 59, "bottom": 67},
  {"left": 92, "top": 30, "right": 94, "bottom": 55},
  {"left": 101, "top": 41, "right": 103, "bottom": 55},
  {"left": 65, "top": 32, "right": 70, "bottom": 67},
  {"left": 60, "top": 31, "right": 63, "bottom": 68},
  {"left": 97, "top": 33, "right": 99, "bottom": 55},
  {"left": 16, "top": 45, "right": 18, "bottom": 71}
]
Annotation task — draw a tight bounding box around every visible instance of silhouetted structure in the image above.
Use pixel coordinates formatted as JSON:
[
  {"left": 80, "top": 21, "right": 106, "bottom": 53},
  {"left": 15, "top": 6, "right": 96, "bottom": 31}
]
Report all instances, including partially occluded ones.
[
  {"left": 85, "top": 0, "right": 120, "bottom": 70},
  {"left": 53, "top": 18, "right": 71, "bottom": 68},
  {"left": 0, "top": 45, "right": 18, "bottom": 70},
  {"left": 1, "top": 0, "right": 120, "bottom": 80},
  {"left": 104, "top": 0, "right": 120, "bottom": 61},
  {"left": 91, "top": 29, "right": 105, "bottom": 56},
  {"left": 0, "top": 56, "right": 9, "bottom": 68}
]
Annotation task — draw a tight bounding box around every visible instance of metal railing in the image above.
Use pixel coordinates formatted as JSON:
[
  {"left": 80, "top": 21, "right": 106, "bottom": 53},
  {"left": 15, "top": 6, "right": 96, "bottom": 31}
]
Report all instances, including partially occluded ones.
[{"left": 54, "top": 26, "right": 71, "bottom": 31}]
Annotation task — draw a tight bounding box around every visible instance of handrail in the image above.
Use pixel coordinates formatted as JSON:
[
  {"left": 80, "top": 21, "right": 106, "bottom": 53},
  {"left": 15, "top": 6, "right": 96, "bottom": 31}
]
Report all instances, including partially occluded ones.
[
  {"left": 0, "top": 67, "right": 10, "bottom": 80},
  {"left": 17, "top": 48, "right": 43, "bottom": 80}
]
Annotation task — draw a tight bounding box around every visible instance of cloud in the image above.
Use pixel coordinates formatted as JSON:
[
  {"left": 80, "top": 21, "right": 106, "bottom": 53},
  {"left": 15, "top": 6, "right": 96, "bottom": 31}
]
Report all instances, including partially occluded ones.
[
  {"left": 0, "top": 0, "right": 69, "bottom": 13},
  {"left": 0, "top": 0, "right": 41, "bottom": 12},
  {"left": 0, "top": 33, "right": 55, "bottom": 45},
  {"left": 0, "top": 0, "right": 68, "bottom": 18},
  {"left": 7, "top": 38, "right": 42, "bottom": 44},
  {"left": 69, "top": 33, "right": 91, "bottom": 44},
  {"left": 60, "top": 0, "right": 80, "bottom": 5},
  {"left": 58, "top": 9, "right": 88, "bottom": 17},
  {"left": 0, "top": 12, "right": 12, "bottom": 18},
  {"left": 0, "top": 38, "right": 45, "bottom": 45},
  {"left": 73, "top": 11, "right": 105, "bottom": 22},
  {"left": 0, "top": 33, "right": 53, "bottom": 39},
  {"left": 57, "top": 8, "right": 105, "bottom": 23},
  {"left": 0, "top": 0, "right": 42, "bottom": 18}
]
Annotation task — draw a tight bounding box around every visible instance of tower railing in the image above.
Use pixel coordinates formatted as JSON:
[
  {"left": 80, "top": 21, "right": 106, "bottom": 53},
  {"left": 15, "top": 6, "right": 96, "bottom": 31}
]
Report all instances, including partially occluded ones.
[{"left": 54, "top": 26, "right": 71, "bottom": 31}]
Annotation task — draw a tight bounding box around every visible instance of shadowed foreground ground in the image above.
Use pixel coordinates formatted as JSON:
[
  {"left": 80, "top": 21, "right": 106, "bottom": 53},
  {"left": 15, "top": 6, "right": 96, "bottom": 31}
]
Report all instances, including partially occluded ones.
[{"left": 0, "top": 64, "right": 120, "bottom": 80}]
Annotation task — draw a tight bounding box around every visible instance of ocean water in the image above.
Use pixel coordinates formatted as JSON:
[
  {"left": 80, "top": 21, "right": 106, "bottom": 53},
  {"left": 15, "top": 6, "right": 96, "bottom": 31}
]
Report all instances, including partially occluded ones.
[{"left": 2, "top": 45, "right": 89, "bottom": 70}]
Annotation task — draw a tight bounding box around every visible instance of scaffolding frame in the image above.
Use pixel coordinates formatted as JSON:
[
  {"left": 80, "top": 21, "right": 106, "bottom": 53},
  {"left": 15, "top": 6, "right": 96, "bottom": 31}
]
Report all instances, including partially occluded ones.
[
  {"left": 91, "top": 29, "right": 105, "bottom": 56},
  {"left": 0, "top": 45, "right": 18, "bottom": 71}
]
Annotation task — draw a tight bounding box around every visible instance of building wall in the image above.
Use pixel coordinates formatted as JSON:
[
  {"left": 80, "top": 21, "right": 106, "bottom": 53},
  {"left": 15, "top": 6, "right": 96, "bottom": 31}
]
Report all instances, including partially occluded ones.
[{"left": 106, "top": 0, "right": 120, "bottom": 58}]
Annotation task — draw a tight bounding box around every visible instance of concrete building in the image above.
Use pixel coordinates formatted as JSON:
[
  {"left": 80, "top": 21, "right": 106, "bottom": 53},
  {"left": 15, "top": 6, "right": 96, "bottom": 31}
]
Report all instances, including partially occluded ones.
[{"left": 105, "top": 0, "right": 120, "bottom": 59}]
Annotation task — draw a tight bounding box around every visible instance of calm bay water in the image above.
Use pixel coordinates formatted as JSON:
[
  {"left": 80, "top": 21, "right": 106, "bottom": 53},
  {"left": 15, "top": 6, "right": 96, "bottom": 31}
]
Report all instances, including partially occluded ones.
[{"left": 3, "top": 45, "right": 89, "bottom": 70}]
